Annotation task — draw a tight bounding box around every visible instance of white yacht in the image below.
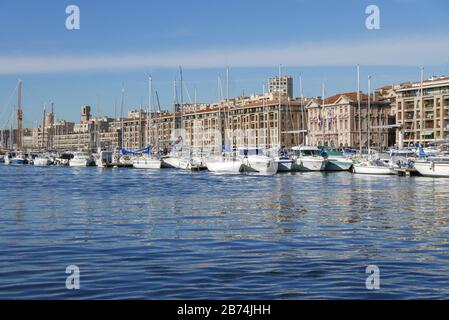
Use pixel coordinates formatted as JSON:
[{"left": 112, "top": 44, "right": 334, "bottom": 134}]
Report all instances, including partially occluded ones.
[
  {"left": 95, "top": 150, "right": 114, "bottom": 168},
  {"left": 238, "top": 147, "right": 278, "bottom": 175},
  {"left": 273, "top": 149, "right": 293, "bottom": 172},
  {"left": 69, "top": 152, "right": 95, "bottom": 167},
  {"left": 33, "top": 155, "right": 52, "bottom": 166},
  {"left": 291, "top": 146, "right": 327, "bottom": 171},
  {"left": 353, "top": 159, "right": 394, "bottom": 175},
  {"left": 162, "top": 146, "right": 206, "bottom": 171},
  {"left": 10, "top": 152, "right": 28, "bottom": 165},
  {"left": 206, "top": 154, "right": 243, "bottom": 174},
  {"left": 162, "top": 154, "right": 203, "bottom": 171},
  {"left": 414, "top": 157, "right": 449, "bottom": 177},
  {"left": 321, "top": 149, "right": 353, "bottom": 171},
  {"left": 133, "top": 155, "right": 162, "bottom": 169}
]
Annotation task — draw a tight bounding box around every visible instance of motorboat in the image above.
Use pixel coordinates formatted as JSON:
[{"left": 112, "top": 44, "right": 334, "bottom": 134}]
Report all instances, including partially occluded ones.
[
  {"left": 414, "top": 157, "right": 449, "bottom": 177},
  {"left": 10, "top": 152, "right": 28, "bottom": 165},
  {"left": 206, "top": 154, "right": 243, "bottom": 173},
  {"left": 274, "top": 149, "right": 293, "bottom": 172},
  {"left": 33, "top": 155, "right": 52, "bottom": 166},
  {"left": 133, "top": 155, "right": 162, "bottom": 169},
  {"left": 162, "top": 154, "right": 204, "bottom": 170},
  {"left": 238, "top": 147, "right": 278, "bottom": 175},
  {"left": 162, "top": 145, "right": 206, "bottom": 171},
  {"left": 95, "top": 150, "right": 114, "bottom": 168},
  {"left": 69, "top": 152, "right": 95, "bottom": 167},
  {"left": 353, "top": 159, "right": 394, "bottom": 175},
  {"left": 321, "top": 148, "right": 353, "bottom": 171},
  {"left": 291, "top": 146, "right": 327, "bottom": 171}
]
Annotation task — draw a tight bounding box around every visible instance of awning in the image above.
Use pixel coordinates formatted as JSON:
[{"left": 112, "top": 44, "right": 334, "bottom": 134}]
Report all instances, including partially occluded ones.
[{"left": 421, "top": 130, "right": 434, "bottom": 136}]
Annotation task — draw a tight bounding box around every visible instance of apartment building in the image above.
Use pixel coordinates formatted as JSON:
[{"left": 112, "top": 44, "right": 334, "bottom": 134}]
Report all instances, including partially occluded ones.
[
  {"left": 395, "top": 76, "right": 449, "bottom": 145},
  {"left": 268, "top": 76, "right": 293, "bottom": 99}
]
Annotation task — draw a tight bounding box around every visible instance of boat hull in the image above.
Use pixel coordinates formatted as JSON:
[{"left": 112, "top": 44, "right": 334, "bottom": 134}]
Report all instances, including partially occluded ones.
[
  {"left": 276, "top": 159, "right": 293, "bottom": 172},
  {"left": 10, "top": 158, "right": 28, "bottom": 165},
  {"left": 162, "top": 156, "right": 204, "bottom": 171},
  {"left": 33, "top": 158, "right": 51, "bottom": 166},
  {"left": 353, "top": 164, "right": 394, "bottom": 175},
  {"left": 326, "top": 159, "right": 353, "bottom": 171},
  {"left": 69, "top": 160, "right": 94, "bottom": 167},
  {"left": 241, "top": 158, "right": 278, "bottom": 175},
  {"left": 206, "top": 160, "right": 242, "bottom": 173},
  {"left": 293, "top": 158, "right": 326, "bottom": 171},
  {"left": 133, "top": 159, "right": 162, "bottom": 169},
  {"left": 414, "top": 161, "right": 449, "bottom": 177}
]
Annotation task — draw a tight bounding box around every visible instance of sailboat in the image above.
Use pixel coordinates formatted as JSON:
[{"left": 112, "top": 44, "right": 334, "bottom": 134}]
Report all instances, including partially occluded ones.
[
  {"left": 413, "top": 147, "right": 449, "bottom": 177},
  {"left": 353, "top": 73, "right": 394, "bottom": 175},
  {"left": 162, "top": 67, "right": 206, "bottom": 171},
  {"left": 133, "top": 75, "right": 162, "bottom": 169},
  {"left": 353, "top": 157, "right": 394, "bottom": 175},
  {"left": 205, "top": 68, "right": 244, "bottom": 174}
]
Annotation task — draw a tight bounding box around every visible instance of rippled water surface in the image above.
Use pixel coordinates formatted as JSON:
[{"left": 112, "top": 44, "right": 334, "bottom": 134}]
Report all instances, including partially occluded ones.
[{"left": 1, "top": 164, "right": 449, "bottom": 299}]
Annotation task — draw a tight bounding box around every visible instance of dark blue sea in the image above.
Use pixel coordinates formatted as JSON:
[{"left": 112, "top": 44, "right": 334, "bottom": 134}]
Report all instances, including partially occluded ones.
[{"left": 1, "top": 164, "right": 449, "bottom": 299}]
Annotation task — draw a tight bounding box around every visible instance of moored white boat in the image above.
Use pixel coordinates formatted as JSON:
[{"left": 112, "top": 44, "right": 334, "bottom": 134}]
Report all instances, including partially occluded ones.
[
  {"left": 10, "top": 152, "right": 28, "bottom": 165},
  {"left": 275, "top": 157, "right": 293, "bottom": 172},
  {"left": 414, "top": 157, "right": 449, "bottom": 177},
  {"left": 33, "top": 156, "right": 51, "bottom": 166},
  {"left": 291, "top": 146, "right": 327, "bottom": 171},
  {"left": 353, "top": 159, "right": 394, "bottom": 175},
  {"left": 206, "top": 155, "right": 243, "bottom": 173},
  {"left": 95, "top": 150, "right": 114, "bottom": 168},
  {"left": 238, "top": 147, "right": 278, "bottom": 175},
  {"left": 69, "top": 152, "right": 95, "bottom": 167},
  {"left": 162, "top": 155, "right": 202, "bottom": 170},
  {"left": 133, "top": 155, "right": 162, "bottom": 169}
]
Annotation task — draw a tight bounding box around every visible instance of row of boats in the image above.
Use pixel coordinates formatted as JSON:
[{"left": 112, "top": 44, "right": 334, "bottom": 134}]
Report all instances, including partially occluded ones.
[{"left": 2, "top": 145, "right": 449, "bottom": 177}]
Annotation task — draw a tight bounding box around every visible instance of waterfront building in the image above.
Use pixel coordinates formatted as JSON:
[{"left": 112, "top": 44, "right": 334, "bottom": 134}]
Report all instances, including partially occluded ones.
[
  {"left": 395, "top": 76, "right": 449, "bottom": 145},
  {"left": 268, "top": 76, "right": 293, "bottom": 99},
  {"left": 305, "top": 92, "right": 394, "bottom": 149}
]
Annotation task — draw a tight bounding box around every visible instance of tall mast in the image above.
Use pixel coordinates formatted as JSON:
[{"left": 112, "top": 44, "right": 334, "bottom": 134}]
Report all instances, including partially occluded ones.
[
  {"left": 357, "top": 65, "right": 362, "bottom": 154},
  {"left": 179, "top": 66, "right": 184, "bottom": 132},
  {"left": 148, "top": 75, "right": 152, "bottom": 148},
  {"left": 420, "top": 66, "right": 424, "bottom": 145},
  {"left": 42, "top": 104, "right": 46, "bottom": 150},
  {"left": 299, "top": 73, "right": 305, "bottom": 145},
  {"left": 173, "top": 79, "right": 177, "bottom": 131},
  {"left": 368, "top": 75, "right": 371, "bottom": 155},
  {"left": 278, "top": 64, "right": 282, "bottom": 149},
  {"left": 321, "top": 82, "right": 325, "bottom": 146},
  {"left": 226, "top": 66, "right": 230, "bottom": 102},
  {"left": 120, "top": 82, "right": 125, "bottom": 149},
  {"left": 50, "top": 100, "right": 54, "bottom": 150},
  {"left": 17, "top": 79, "right": 22, "bottom": 150},
  {"left": 263, "top": 84, "right": 268, "bottom": 148},
  {"left": 155, "top": 91, "right": 161, "bottom": 151}
]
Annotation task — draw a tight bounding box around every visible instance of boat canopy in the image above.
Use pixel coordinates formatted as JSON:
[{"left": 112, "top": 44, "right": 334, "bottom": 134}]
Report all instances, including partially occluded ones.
[{"left": 121, "top": 146, "right": 151, "bottom": 155}]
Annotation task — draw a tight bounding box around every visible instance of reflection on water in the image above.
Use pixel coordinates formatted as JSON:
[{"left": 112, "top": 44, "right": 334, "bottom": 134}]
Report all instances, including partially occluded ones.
[{"left": 1, "top": 164, "right": 449, "bottom": 299}]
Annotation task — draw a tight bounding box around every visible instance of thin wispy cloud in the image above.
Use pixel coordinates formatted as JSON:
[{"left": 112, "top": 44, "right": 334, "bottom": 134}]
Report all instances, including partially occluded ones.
[{"left": 1, "top": 35, "right": 448, "bottom": 74}]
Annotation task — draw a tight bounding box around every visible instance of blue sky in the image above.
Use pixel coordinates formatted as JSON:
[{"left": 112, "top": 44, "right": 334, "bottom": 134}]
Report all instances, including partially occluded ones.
[{"left": 1, "top": 0, "right": 449, "bottom": 127}]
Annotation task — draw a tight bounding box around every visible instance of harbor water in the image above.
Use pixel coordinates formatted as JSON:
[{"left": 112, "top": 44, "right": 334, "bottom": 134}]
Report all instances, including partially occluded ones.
[{"left": 1, "top": 164, "right": 449, "bottom": 299}]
